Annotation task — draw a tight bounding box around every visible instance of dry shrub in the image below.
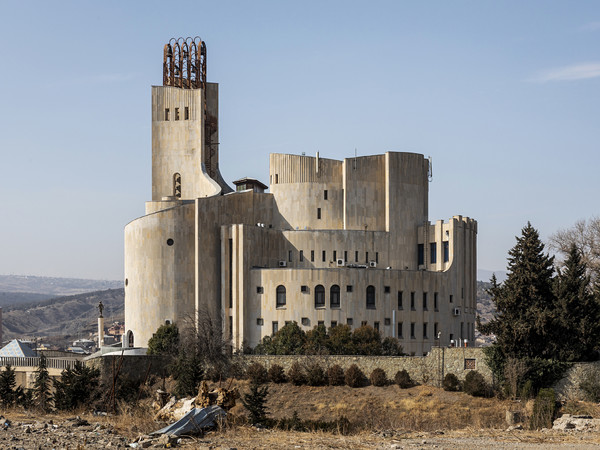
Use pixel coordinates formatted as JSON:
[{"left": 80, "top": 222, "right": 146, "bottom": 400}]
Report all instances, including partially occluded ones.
[
  {"left": 327, "top": 365, "right": 345, "bottom": 386},
  {"left": 245, "top": 362, "right": 268, "bottom": 384},
  {"left": 442, "top": 373, "right": 460, "bottom": 392},
  {"left": 267, "top": 364, "right": 286, "bottom": 383},
  {"left": 111, "top": 402, "right": 158, "bottom": 438},
  {"left": 369, "top": 368, "right": 388, "bottom": 387},
  {"left": 345, "top": 364, "right": 365, "bottom": 388},
  {"left": 394, "top": 370, "right": 412, "bottom": 388},
  {"left": 463, "top": 371, "right": 490, "bottom": 397},
  {"left": 287, "top": 362, "right": 306, "bottom": 386},
  {"left": 529, "top": 388, "right": 556, "bottom": 430},
  {"left": 305, "top": 361, "right": 326, "bottom": 386},
  {"left": 504, "top": 358, "right": 528, "bottom": 399}
]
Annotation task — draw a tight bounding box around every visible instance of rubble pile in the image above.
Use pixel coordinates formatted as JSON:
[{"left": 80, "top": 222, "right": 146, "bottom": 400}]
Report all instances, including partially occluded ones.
[{"left": 552, "top": 414, "right": 600, "bottom": 432}]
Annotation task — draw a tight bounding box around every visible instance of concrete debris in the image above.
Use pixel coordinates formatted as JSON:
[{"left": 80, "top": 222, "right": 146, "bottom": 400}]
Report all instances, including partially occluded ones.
[{"left": 552, "top": 414, "right": 600, "bottom": 431}]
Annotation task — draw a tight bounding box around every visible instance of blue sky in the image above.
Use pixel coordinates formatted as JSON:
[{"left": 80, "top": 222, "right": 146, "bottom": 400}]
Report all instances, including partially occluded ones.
[{"left": 0, "top": 1, "right": 598, "bottom": 280}]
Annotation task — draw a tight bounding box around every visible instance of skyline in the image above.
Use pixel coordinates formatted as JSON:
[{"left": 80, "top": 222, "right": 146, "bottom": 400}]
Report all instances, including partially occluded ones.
[{"left": 0, "top": 1, "right": 599, "bottom": 280}]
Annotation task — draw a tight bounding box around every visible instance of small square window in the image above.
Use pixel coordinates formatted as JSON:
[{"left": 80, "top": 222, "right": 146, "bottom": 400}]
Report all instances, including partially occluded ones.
[
  {"left": 318, "top": 321, "right": 325, "bottom": 327},
  {"left": 346, "top": 285, "right": 353, "bottom": 292},
  {"left": 347, "top": 318, "right": 353, "bottom": 326},
  {"left": 301, "top": 317, "right": 310, "bottom": 326},
  {"left": 301, "top": 285, "right": 308, "bottom": 293},
  {"left": 257, "top": 318, "right": 264, "bottom": 326},
  {"left": 384, "top": 318, "right": 391, "bottom": 326},
  {"left": 374, "top": 321, "right": 380, "bottom": 331},
  {"left": 384, "top": 286, "right": 390, "bottom": 294},
  {"left": 256, "top": 286, "right": 263, "bottom": 294},
  {"left": 331, "top": 320, "right": 337, "bottom": 327}
]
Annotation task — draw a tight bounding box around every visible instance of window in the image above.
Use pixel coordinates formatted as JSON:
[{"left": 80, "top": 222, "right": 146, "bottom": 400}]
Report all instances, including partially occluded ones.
[
  {"left": 398, "top": 322, "right": 403, "bottom": 338},
  {"left": 257, "top": 318, "right": 264, "bottom": 326},
  {"left": 461, "top": 322, "right": 464, "bottom": 339},
  {"left": 317, "top": 208, "right": 321, "bottom": 219},
  {"left": 464, "top": 358, "right": 476, "bottom": 370},
  {"left": 311, "top": 250, "right": 314, "bottom": 262},
  {"left": 331, "top": 320, "right": 337, "bottom": 327},
  {"left": 361, "top": 321, "right": 368, "bottom": 327},
  {"left": 275, "top": 174, "right": 279, "bottom": 184},
  {"left": 344, "top": 251, "right": 348, "bottom": 262},
  {"left": 430, "top": 242, "right": 437, "bottom": 264},
  {"left": 423, "top": 292, "right": 428, "bottom": 310},
  {"left": 376, "top": 252, "right": 379, "bottom": 263},
  {"left": 288, "top": 250, "right": 292, "bottom": 262},
  {"left": 366, "top": 285, "right": 376, "bottom": 309},
  {"left": 272, "top": 321, "right": 279, "bottom": 334},
  {"left": 410, "top": 292, "right": 415, "bottom": 310},
  {"left": 318, "top": 321, "right": 325, "bottom": 327},
  {"left": 301, "top": 285, "right": 308, "bottom": 293},
  {"left": 322, "top": 250, "right": 326, "bottom": 262},
  {"left": 450, "top": 294, "right": 453, "bottom": 303},
  {"left": 324, "top": 190, "right": 328, "bottom": 200},
  {"left": 184, "top": 106, "right": 189, "bottom": 120},
  {"left": 164, "top": 108, "right": 170, "bottom": 120},
  {"left": 382, "top": 286, "right": 390, "bottom": 294},
  {"left": 333, "top": 250, "right": 337, "bottom": 261},
  {"left": 175, "top": 107, "right": 180, "bottom": 120},
  {"left": 398, "top": 291, "right": 403, "bottom": 309},
  {"left": 434, "top": 292, "right": 439, "bottom": 311},
  {"left": 256, "top": 286, "right": 263, "bottom": 294},
  {"left": 423, "top": 322, "right": 428, "bottom": 338},
  {"left": 384, "top": 318, "right": 391, "bottom": 326},
  {"left": 330, "top": 285, "right": 340, "bottom": 308},
  {"left": 418, "top": 244, "right": 424, "bottom": 265},
  {"left": 276, "top": 285, "right": 286, "bottom": 307},
  {"left": 346, "top": 285, "right": 353, "bottom": 292},
  {"left": 347, "top": 318, "right": 353, "bottom": 326},
  {"left": 315, "top": 284, "right": 325, "bottom": 308},
  {"left": 355, "top": 251, "right": 359, "bottom": 262},
  {"left": 365, "top": 251, "right": 369, "bottom": 263},
  {"left": 434, "top": 322, "right": 439, "bottom": 338},
  {"left": 410, "top": 323, "right": 415, "bottom": 339},
  {"left": 127, "top": 331, "right": 134, "bottom": 347},
  {"left": 299, "top": 250, "right": 304, "bottom": 262},
  {"left": 443, "top": 241, "right": 449, "bottom": 262},
  {"left": 301, "top": 317, "right": 310, "bottom": 326},
  {"left": 173, "top": 173, "right": 181, "bottom": 198},
  {"left": 374, "top": 321, "right": 380, "bottom": 331}
]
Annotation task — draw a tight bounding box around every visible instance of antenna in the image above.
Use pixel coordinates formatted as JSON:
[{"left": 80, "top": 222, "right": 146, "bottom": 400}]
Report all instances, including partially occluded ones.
[{"left": 427, "top": 156, "right": 433, "bottom": 182}]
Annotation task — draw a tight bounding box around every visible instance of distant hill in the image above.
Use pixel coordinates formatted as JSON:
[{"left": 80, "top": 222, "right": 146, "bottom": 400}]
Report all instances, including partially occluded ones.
[
  {"left": 2, "top": 288, "right": 124, "bottom": 343},
  {"left": 0, "top": 274, "right": 122, "bottom": 297}
]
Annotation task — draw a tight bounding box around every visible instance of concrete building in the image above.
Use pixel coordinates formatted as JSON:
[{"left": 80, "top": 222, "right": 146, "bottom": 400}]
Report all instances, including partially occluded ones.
[{"left": 124, "top": 38, "right": 477, "bottom": 355}]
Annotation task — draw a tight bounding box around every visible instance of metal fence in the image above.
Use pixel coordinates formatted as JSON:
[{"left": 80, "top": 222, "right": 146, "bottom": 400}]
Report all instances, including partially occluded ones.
[{"left": 0, "top": 357, "right": 79, "bottom": 370}]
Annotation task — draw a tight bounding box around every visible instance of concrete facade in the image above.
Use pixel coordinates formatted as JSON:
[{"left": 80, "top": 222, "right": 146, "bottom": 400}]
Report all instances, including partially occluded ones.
[{"left": 124, "top": 64, "right": 477, "bottom": 356}]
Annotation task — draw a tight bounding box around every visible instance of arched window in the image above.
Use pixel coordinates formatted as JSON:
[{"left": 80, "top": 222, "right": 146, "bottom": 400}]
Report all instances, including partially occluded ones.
[
  {"left": 276, "top": 285, "right": 286, "bottom": 308},
  {"left": 315, "top": 284, "right": 325, "bottom": 308},
  {"left": 330, "top": 285, "right": 340, "bottom": 308},
  {"left": 366, "top": 285, "right": 376, "bottom": 309},
  {"left": 173, "top": 173, "right": 182, "bottom": 198},
  {"left": 126, "top": 330, "right": 134, "bottom": 348}
]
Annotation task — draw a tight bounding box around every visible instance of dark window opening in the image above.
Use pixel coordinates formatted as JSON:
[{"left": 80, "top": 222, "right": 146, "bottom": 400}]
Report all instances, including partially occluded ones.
[
  {"left": 365, "top": 251, "right": 369, "bottom": 263},
  {"left": 410, "top": 292, "right": 415, "bottom": 310},
  {"left": 324, "top": 190, "right": 328, "bottom": 200},
  {"left": 322, "top": 250, "right": 326, "bottom": 262},
  {"left": 434, "top": 322, "right": 439, "bottom": 338},
  {"left": 376, "top": 252, "right": 379, "bottom": 263},
  {"left": 175, "top": 107, "right": 180, "bottom": 120},
  {"left": 288, "top": 250, "right": 292, "bottom": 262},
  {"left": 398, "top": 322, "right": 403, "bottom": 338},
  {"left": 330, "top": 285, "right": 340, "bottom": 308},
  {"left": 346, "top": 285, "right": 353, "bottom": 292},
  {"left": 276, "top": 285, "right": 286, "bottom": 308},
  {"left": 443, "top": 241, "right": 449, "bottom": 262},
  {"left": 257, "top": 318, "right": 264, "bottom": 326},
  {"left": 374, "top": 321, "right": 380, "bottom": 332},
  {"left": 331, "top": 320, "right": 337, "bottom": 327},
  {"left": 355, "top": 251, "right": 359, "bottom": 262},
  {"left": 344, "top": 251, "right": 348, "bottom": 262},
  {"left": 434, "top": 292, "right": 439, "bottom": 311},
  {"left": 347, "top": 318, "right": 353, "bottom": 326},
  {"left": 301, "top": 285, "right": 308, "bottom": 293},
  {"left": 418, "top": 244, "right": 424, "bottom": 265},
  {"left": 317, "top": 208, "right": 321, "bottom": 219},
  {"left": 318, "top": 321, "right": 325, "bottom": 327},
  {"left": 430, "top": 242, "right": 437, "bottom": 264},
  {"left": 423, "top": 322, "right": 428, "bottom": 338},
  {"left": 301, "top": 317, "right": 310, "bottom": 326},
  {"left": 299, "top": 250, "right": 304, "bottom": 262},
  {"left": 398, "top": 291, "right": 403, "bottom": 309},
  {"left": 423, "top": 292, "right": 428, "bottom": 310},
  {"left": 184, "top": 106, "right": 189, "bottom": 120},
  {"left": 311, "top": 250, "right": 314, "bottom": 262},
  {"left": 384, "top": 318, "right": 391, "bottom": 326},
  {"left": 410, "top": 323, "right": 415, "bottom": 339},
  {"left": 384, "top": 286, "right": 390, "bottom": 294},
  {"left": 272, "top": 321, "right": 278, "bottom": 334},
  {"left": 361, "top": 321, "right": 368, "bottom": 327},
  {"left": 333, "top": 250, "right": 337, "bottom": 261},
  {"left": 256, "top": 286, "right": 263, "bottom": 294},
  {"left": 366, "top": 285, "right": 376, "bottom": 309},
  {"left": 450, "top": 294, "right": 454, "bottom": 303},
  {"left": 315, "top": 284, "right": 325, "bottom": 308},
  {"left": 164, "top": 108, "right": 170, "bottom": 121}
]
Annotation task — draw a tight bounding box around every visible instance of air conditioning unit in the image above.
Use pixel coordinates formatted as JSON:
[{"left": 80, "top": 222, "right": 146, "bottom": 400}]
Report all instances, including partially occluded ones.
[
  {"left": 369, "top": 261, "right": 377, "bottom": 268},
  {"left": 278, "top": 261, "right": 287, "bottom": 267},
  {"left": 336, "top": 258, "right": 345, "bottom": 267},
  {"left": 453, "top": 308, "right": 461, "bottom": 316}
]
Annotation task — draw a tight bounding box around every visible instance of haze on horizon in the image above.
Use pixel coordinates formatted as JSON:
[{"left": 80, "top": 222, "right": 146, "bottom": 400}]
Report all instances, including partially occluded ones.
[{"left": 0, "top": 1, "right": 598, "bottom": 281}]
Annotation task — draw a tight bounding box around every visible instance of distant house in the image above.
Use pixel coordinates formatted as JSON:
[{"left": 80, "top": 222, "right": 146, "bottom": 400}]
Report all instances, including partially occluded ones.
[{"left": 0, "top": 339, "right": 37, "bottom": 358}]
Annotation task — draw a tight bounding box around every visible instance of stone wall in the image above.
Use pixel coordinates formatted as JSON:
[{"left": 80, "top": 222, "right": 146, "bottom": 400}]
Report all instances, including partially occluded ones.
[
  {"left": 241, "top": 347, "right": 492, "bottom": 387},
  {"left": 553, "top": 361, "right": 600, "bottom": 400},
  {"left": 85, "top": 355, "right": 170, "bottom": 386}
]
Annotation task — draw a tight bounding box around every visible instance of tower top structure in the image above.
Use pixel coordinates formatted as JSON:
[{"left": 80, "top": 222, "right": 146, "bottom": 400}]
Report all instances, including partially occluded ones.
[{"left": 163, "top": 37, "right": 206, "bottom": 90}]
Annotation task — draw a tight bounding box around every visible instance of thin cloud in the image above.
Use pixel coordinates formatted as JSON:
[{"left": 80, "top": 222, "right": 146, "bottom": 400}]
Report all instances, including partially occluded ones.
[{"left": 530, "top": 63, "right": 600, "bottom": 82}]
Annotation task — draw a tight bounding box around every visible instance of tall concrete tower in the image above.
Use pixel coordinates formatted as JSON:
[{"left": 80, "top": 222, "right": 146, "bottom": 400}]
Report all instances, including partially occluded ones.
[{"left": 151, "top": 37, "right": 231, "bottom": 201}]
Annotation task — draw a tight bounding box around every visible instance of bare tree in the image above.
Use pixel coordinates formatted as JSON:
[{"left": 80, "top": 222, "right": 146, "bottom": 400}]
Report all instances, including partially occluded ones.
[{"left": 548, "top": 217, "right": 600, "bottom": 281}]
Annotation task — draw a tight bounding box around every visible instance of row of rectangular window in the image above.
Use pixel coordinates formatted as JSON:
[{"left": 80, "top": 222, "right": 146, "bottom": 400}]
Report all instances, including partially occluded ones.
[
  {"left": 164, "top": 107, "right": 190, "bottom": 121},
  {"left": 418, "top": 241, "right": 450, "bottom": 265},
  {"left": 293, "top": 250, "right": 379, "bottom": 264},
  {"left": 398, "top": 291, "right": 445, "bottom": 310}
]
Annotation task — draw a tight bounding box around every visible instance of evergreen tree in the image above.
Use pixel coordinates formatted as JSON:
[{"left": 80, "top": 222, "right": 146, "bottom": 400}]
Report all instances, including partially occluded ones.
[
  {"left": 147, "top": 323, "right": 180, "bottom": 356},
  {"left": 241, "top": 381, "right": 269, "bottom": 425},
  {"left": 171, "top": 350, "right": 204, "bottom": 398},
  {"left": 479, "top": 222, "right": 557, "bottom": 359},
  {"left": 33, "top": 354, "right": 52, "bottom": 412},
  {"left": 554, "top": 244, "right": 600, "bottom": 361},
  {"left": 0, "top": 364, "right": 16, "bottom": 407},
  {"left": 253, "top": 321, "right": 306, "bottom": 355},
  {"left": 53, "top": 361, "right": 101, "bottom": 410},
  {"left": 327, "top": 324, "right": 355, "bottom": 355},
  {"left": 303, "top": 324, "right": 329, "bottom": 354}
]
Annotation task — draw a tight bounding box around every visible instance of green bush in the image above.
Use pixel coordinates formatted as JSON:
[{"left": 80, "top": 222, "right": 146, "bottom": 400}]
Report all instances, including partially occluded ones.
[
  {"left": 326, "top": 365, "right": 345, "bottom": 386},
  {"left": 246, "top": 362, "right": 268, "bottom": 384},
  {"left": 530, "top": 388, "right": 557, "bottom": 430},
  {"left": 147, "top": 323, "right": 180, "bottom": 356},
  {"left": 394, "top": 370, "right": 412, "bottom": 388},
  {"left": 369, "top": 368, "right": 388, "bottom": 387},
  {"left": 520, "top": 379, "right": 534, "bottom": 400},
  {"left": 463, "top": 371, "right": 490, "bottom": 397},
  {"left": 267, "top": 364, "right": 286, "bottom": 383},
  {"left": 442, "top": 373, "right": 461, "bottom": 392},
  {"left": 305, "top": 361, "right": 327, "bottom": 386},
  {"left": 381, "top": 337, "right": 404, "bottom": 356},
  {"left": 241, "top": 382, "right": 269, "bottom": 425},
  {"left": 53, "top": 361, "right": 101, "bottom": 410},
  {"left": 345, "top": 364, "right": 365, "bottom": 388},
  {"left": 287, "top": 362, "right": 306, "bottom": 386}
]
